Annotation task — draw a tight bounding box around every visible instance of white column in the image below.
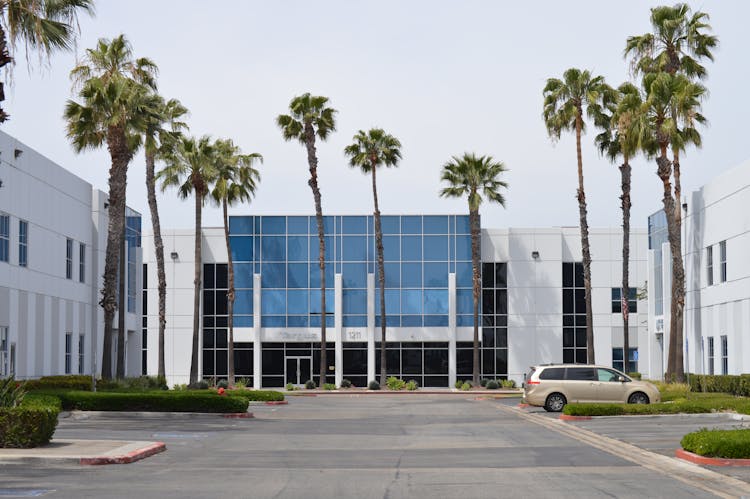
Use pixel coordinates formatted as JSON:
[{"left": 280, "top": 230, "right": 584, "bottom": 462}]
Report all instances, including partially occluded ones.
[
  {"left": 367, "top": 273, "right": 375, "bottom": 384},
  {"left": 334, "top": 273, "right": 343, "bottom": 387},
  {"left": 253, "top": 273, "right": 262, "bottom": 389},
  {"left": 448, "top": 272, "right": 457, "bottom": 388}
]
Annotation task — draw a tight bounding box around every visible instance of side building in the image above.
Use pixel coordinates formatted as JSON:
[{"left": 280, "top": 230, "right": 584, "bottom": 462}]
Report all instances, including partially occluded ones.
[
  {"left": 144, "top": 217, "right": 649, "bottom": 387},
  {"left": 0, "top": 131, "right": 142, "bottom": 379}
]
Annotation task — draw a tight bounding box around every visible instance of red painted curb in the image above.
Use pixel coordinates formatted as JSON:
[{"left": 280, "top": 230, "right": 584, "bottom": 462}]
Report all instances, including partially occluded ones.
[
  {"left": 265, "top": 401, "right": 288, "bottom": 405},
  {"left": 222, "top": 412, "right": 254, "bottom": 419},
  {"left": 517, "top": 403, "right": 530, "bottom": 408},
  {"left": 675, "top": 448, "right": 750, "bottom": 467},
  {"left": 80, "top": 442, "right": 166, "bottom": 466},
  {"left": 559, "top": 414, "right": 592, "bottom": 421}
]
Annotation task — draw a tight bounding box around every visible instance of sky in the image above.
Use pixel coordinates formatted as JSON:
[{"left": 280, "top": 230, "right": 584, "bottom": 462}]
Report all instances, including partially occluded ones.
[{"left": 2, "top": 1, "right": 748, "bottom": 231}]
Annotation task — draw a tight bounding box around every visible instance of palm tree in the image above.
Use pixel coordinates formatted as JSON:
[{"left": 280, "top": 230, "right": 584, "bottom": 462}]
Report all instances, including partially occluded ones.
[
  {"left": 626, "top": 4, "right": 716, "bottom": 381},
  {"left": 211, "top": 139, "right": 262, "bottom": 387},
  {"left": 440, "top": 153, "right": 508, "bottom": 385},
  {"left": 64, "top": 35, "right": 156, "bottom": 380},
  {"left": 0, "top": 0, "right": 94, "bottom": 123},
  {"left": 276, "top": 93, "right": 337, "bottom": 385},
  {"left": 158, "top": 135, "right": 219, "bottom": 385},
  {"left": 543, "top": 68, "right": 615, "bottom": 364},
  {"left": 595, "top": 82, "right": 648, "bottom": 374},
  {"left": 143, "top": 94, "right": 188, "bottom": 380},
  {"left": 344, "top": 128, "right": 402, "bottom": 386}
]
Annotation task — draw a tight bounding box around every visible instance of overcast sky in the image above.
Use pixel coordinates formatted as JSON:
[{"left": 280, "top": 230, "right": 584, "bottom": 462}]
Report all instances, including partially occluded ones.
[{"left": 3, "top": 1, "right": 748, "bottom": 231}]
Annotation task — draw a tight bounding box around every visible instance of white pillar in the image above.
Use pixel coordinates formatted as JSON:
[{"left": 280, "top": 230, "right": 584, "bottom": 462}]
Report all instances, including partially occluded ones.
[
  {"left": 367, "top": 273, "right": 375, "bottom": 384},
  {"left": 334, "top": 273, "right": 343, "bottom": 387},
  {"left": 448, "top": 272, "right": 457, "bottom": 388},
  {"left": 253, "top": 273, "right": 262, "bottom": 389}
]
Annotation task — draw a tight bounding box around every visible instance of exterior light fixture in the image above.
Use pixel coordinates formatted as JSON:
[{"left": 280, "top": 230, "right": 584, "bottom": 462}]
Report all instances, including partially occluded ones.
[
  {"left": 170, "top": 251, "right": 179, "bottom": 260},
  {"left": 531, "top": 251, "right": 540, "bottom": 260}
]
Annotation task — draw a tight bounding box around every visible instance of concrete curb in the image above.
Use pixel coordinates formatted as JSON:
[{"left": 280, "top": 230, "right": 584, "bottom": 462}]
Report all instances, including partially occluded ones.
[
  {"left": 559, "top": 414, "right": 592, "bottom": 421},
  {"left": 675, "top": 449, "right": 750, "bottom": 467},
  {"left": 80, "top": 442, "right": 166, "bottom": 466},
  {"left": 265, "top": 400, "right": 288, "bottom": 405},
  {"left": 64, "top": 410, "right": 255, "bottom": 419},
  {"left": 221, "top": 412, "right": 254, "bottom": 419},
  {"left": 301, "top": 390, "right": 522, "bottom": 396}
]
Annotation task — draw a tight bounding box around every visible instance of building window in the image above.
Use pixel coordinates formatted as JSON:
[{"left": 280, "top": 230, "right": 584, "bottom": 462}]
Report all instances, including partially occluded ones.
[
  {"left": 142, "top": 263, "right": 148, "bottom": 375},
  {"left": 65, "top": 332, "right": 72, "bottom": 374},
  {"left": 0, "top": 214, "right": 9, "bottom": 263},
  {"left": 612, "top": 348, "right": 638, "bottom": 373},
  {"left": 66, "top": 238, "right": 73, "bottom": 279},
  {"left": 477, "top": 262, "right": 508, "bottom": 379},
  {"left": 720, "top": 335, "right": 728, "bottom": 375},
  {"left": 79, "top": 243, "right": 85, "bottom": 283},
  {"left": 707, "top": 336, "right": 714, "bottom": 375},
  {"left": 142, "top": 330, "right": 148, "bottom": 375},
  {"left": 78, "top": 334, "right": 85, "bottom": 374},
  {"left": 0, "top": 327, "right": 8, "bottom": 376},
  {"left": 706, "top": 246, "right": 713, "bottom": 286},
  {"left": 611, "top": 288, "right": 637, "bottom": 314},
  {"left": 18, "top": 220, "right": 28, "bottom": 267},
  {"left": 719, "top": 241, "right": 727, "bottom": 283},
  {"left": 562, "top": 262, "right": 587, "bottom": 364}
]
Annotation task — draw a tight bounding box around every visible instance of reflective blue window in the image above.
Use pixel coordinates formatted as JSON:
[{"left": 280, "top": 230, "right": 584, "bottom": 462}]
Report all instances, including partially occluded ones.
[
  {"left": 401, "top": 262, "right": 422, "bottom": 287},
  {"left": 383, "top": 236, "right": 400, "bottom": 261},
  {"left": 376, "top": 316, "right": 400, "bottom": 327},
  {"left": 384, "top": 263, "right": 400, "bottom": 288},
  {"left": 457, "top": 315, "right": 475, "bottom": 327},
  {"left": 381, "top": 216, "right": 400, "bottom": 234},
  {"left": 456, "top": 289, "right": 474, "bottom": 315},
  {"left": 424, "top": 289, "right": 448, "bottom": 314},
  {"left": 342, "top": 236, "right": 366, "bottom": 261},
  {"left": 343, "top": 216, "right": 366, "bottom": 234},
  {"left": 288, "top": 316, "right": 308, "bottom": 327},
  {"left": 288, "top": 236, "right": 308, "bottom": 261},
  {"left": 261, "top": 263, "right": 286, "bottom": 288},
  {"left": 402, "top": 315, "right": 422, "bottom": 327},
  {"left": 230, "top": 236, "right": 253, "bottom": 262},
  {"left": 367, "top": 216, "right": 374, "bottom": 233},
  {"left": 234, "top": 316, "right": 253, "bottom": 327},
  {"left": 309, "top": 216, "right": 335, "bottom": 234},
  {"left": 262, "top": 236, "right": 286, "bottom": 261},
  {"left": 234, "top": 289, "right": 253, "bottom": 315},
  {"left": 401, "top": 289, "right": 422, "bottom": 315},
  {"left": 262, "top": 216, "right": 286, "bottom": 234},
  {"left": 287, "top": 216, "right": 308, "bottom": 234},
  {"left": 402, "top": 216, "right": 422, "bottom": 233},
  {"left": 455, "top": 236, "right": 471, "bottom": 261},
  {"left": 343, "top": 263, "right": 367, "bottom": 288},
  {"left": 310, "top": 289, "right": 335, "bottom": 314},
  {"left": 263, "top": 315, "right": 286, "bottom": 327},
  {"left": 287, "top": 289, "right": 309, "bottom": 314},
  {"left": 343, "top": 316, "right": 367, "bottom": 327},
  {"left": 424, "top": 315, "right": 449, "bottom": 327},
  {"left": 310, "top": 264, "right": 335, "bottom": 289},
  {"left": 234, "top": 263, "right": 254, "bottom": 289},
  {"left": 287, "top": 263, "right": 308, "bottom": 288},
  {"left": 261, "top": 290, "right": 286, "bottom": 315},
  {"left": 310, "top": 315, "right": 335, "bottom": 327},
  {"left": 455, "top": 262, "right": 473, "bottom": 288},
  {"left": 343, "top": 289, "right": 367, "bottom": 314},
  {"left": 374, "top": 289, "right": 401, "bottom": 314},
  {"left": 229, "top": 216, "right": 253, "bottom": 235},
  {"left": 309, "top": 235, "right": 335, "bottom": 261},
  {"left": 455, "top": 215, "right": 471, "bottom": 234},
  {"left": 424, "top": 235, "right": 449, "bottom": 261},
  {"left": 401, "top": 236, "right": 422, "bottom": 261},
  {"left": 423, "top": 216, "right": 448, "bottom": 234},
  {"left": 424, "top": 262, "right": 448, "bottom": 287}
]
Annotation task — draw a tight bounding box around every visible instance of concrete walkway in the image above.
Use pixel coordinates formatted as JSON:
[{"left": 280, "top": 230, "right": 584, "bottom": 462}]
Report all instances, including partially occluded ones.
[{"left": 0, "top": 439, "right": 165, "bottom": 465}]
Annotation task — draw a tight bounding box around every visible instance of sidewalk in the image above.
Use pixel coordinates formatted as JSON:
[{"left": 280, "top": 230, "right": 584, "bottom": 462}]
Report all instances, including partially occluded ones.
[{"left": 0, "top": 439, "right": 165, "bottom": 466}]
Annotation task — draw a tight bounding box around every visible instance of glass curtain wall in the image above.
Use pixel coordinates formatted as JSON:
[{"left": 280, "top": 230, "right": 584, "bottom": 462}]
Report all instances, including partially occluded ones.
[{"left": 562, "top": 262, "right": 587, "bottom": 363}]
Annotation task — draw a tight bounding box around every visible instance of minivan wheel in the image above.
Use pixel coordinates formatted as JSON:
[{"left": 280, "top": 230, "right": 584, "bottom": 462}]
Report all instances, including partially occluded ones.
[
  {"left": 628, "top": 392, "right": 649, "bottom": 404},
  {"left": 544, "top": 393, "right": 567, "bottom": 412}
]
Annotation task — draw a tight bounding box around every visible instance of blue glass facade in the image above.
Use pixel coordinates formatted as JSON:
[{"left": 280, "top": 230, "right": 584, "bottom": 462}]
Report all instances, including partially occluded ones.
[{"left": 228, "top": 215, "right": 474, "bottom": 329}]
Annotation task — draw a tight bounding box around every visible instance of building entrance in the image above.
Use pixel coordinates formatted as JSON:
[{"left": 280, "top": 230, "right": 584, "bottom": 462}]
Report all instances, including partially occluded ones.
[{"left": 286, "top": 356, "right": 312, "bottom": 386}]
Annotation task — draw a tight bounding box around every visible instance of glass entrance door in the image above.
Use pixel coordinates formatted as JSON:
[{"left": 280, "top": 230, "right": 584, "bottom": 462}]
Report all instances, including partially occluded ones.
[{"left": 285, "top": 357, "right": 312, "bottom": 386}]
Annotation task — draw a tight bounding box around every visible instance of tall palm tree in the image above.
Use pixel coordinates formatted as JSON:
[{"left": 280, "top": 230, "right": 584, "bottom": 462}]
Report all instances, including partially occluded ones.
[
  {"left": 543, "top": 68, "right": 615, "bottom": 364},
  {"left": 64, "top": 35, "right": 156, "bottom": 380},
  {"left": 440, "top": 153, "right": 508, "bottom": 385},
  {"left": 143, "top": 94, "right": 188, "bottom": 380},
  {"left": 211, "top": 139, "right": 262, "bottom": 387},
  {"left": 595, "top": 82, "right": 648, "bottom": 374},
  {"left": 344, "top": 128, "right": 402, "bottom": 386},
  {"left": 626, "top": 4, "right": 716, "bottom": 381},
  {"left": 276, "top": 93, "right": 337, "bottom": 385},
  {"left": 158, "top": 135, "right": 219, "bottom": 385},
  {"left": 0, "top": 0, "right": 94, "bottom": 123}
]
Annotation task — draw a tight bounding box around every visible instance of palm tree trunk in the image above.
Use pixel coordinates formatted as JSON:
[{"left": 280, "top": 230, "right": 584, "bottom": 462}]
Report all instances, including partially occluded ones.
[
  {"left": 371, "top": 164, "right": 387, "bottom": 386},
  {"left": 224, "top": 198, "right": 236, "bottom": 387},
  {"left": 304, "top": 123, "right": 326, "bottom": 385},
  {"left": 470, "top": 205, "right": 481, "bottom": 385},
  {"left": 620, "top": 159, "right": 632, "bottom": 374},
  {"left": 189, "top": 189, "right": 203, "bottom": 384},
  {"left": 101, "top": 126, "right": 131, "bottom": 380},
  {"left": 145, "top": 153, "right": 167, "bottom": 380},
  {"left": 575, "top": 113, "right": 595, "bottom": 364},
  {"left": 116, "top": 227, "right": 126, "bottom": 379},
  {"left": 671, "top": 147, "right": 685, "bottom": 381},
  {"left": 0, "top": 24, "right": 11, "bottom": 123}
]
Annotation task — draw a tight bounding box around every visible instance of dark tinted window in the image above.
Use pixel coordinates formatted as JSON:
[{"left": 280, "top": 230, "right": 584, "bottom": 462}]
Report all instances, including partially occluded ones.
[
  {"left": 539, "top": 367, "right": 565, "bottom": 380},
  {"left": 566, "top": 367, "right": 596, "bottom": 381}
]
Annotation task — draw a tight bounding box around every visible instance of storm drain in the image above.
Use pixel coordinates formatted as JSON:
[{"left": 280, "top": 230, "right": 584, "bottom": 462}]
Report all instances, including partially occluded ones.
[{"left": 0, "top": 490, "right": 55, "bottom": 497}]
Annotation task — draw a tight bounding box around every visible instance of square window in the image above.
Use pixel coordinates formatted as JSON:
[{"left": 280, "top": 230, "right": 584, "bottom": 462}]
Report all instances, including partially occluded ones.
[
  {"left": 342, "top": 236, "right": 367, "bottom": 261},
  {"left": 230, "top": 236, "right": 253, "bottom": 262},
  {"left": 287, "top": 289, "right": 309, "bottom": 315},
  {"left": 401, "top": 290, "right": 422, "bottom": 315},
  {"left": 455, "top": 262, "right": 473, "bottom": 288},
  {"left": 261, "top": 290, "right": 286, "bottom": 315},
  {"left": 261, "top": 236, "right": 286, "bottom": 261},
  {"left": 423, "top": 289, "right": 448, "bottom": 315},
  {"left": 423, "top": 216, "right": 448, "bottom": 234},
  {"left": 342, "top": 216, "right": 366, "bottom": 234},
  {"left": 401, "top": 236, "right": 422, "bottom": 261},
  {"left": 423, "top": 236, "right": 449, "bottom": 261},
  {"left": 401, "top": 262, "right": 422, "bottom": 287},
  {"left": 455, "top": 236, "right": 472, "bottom": 261},
  {"left": 261, "top": 263, "right": 286, "bottom": 288},
  {"left": 287, "top": 236, "right": 308, "bottom": 261},
  {"left": 343, "top": 263, "right": 367, "bottom": 288},
  {"left": 262, "top": 216, "right": 286, "bottom": 234},
  {"left": 287, "top": 216, "right": 308, "bottom": 234},
  {"left": 424, "top": 262, "right": 448, "bottom": 287},
  {"left": 401, "top": 216, "right": 422, "bottom": 234},
  {"left": 382, "top": 235, "right": 400, "bottom": 261}
]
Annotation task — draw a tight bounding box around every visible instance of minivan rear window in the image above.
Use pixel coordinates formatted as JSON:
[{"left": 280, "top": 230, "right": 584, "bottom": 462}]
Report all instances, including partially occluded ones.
[
  {"left": 566, "top": 367, "right": 596, "bottom": 381},
  {"left": 539, "top": 367, "right": 565, "bottom": 380}
]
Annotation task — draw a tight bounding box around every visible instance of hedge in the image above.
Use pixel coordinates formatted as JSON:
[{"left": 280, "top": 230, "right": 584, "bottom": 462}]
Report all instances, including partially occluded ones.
[
  {"left": 681, "top": 428, "right": 750, "bottom": 459},
  {"left": 35, "top": 390, "right": 248, "bottom": 413},
  {"left": 219, "top": 389, "right": 285, "bottom": 402},
  {"left": 24, "top": 375, "right": 93, "bottom": 391},
  {"left": 687, "top": 374, "right": 750, "bottom": 397},
  {"left": 563, "top": 396, "right": 750, "bottom": 417},
  {"left": 0, "top": 395, "right": 60, "bottom": 448}
]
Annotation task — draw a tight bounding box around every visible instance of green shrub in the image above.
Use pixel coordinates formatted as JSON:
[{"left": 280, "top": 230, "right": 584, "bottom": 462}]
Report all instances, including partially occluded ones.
[
  {"left": 305, "top": 380, "right": 317, "bottom": 390},
  {"left": 480, "top": 378, "right": 489, "bottom": 387},
  {"left": 486, "top": 380, "right": 499, "bottom": 390},
  {"left": 0, "top": 395, "right": 60, "bottom": 448},
  {"left": 340, "top": 379, "right": 352, "bottom": 388},
  {"left": 25, "top": 375, "right": 92, "bottom": 392},
  {"left": 406, "top": 380, "right": 418, "bottom": 391},
  {"left": 455, "top": 380, "right": 465, "bottom": 389},
  {"left": 500, "top": 379, "right": 517, "bottom": 389},
  {"left": 187, "top": 380, "right": 209, "bottom": 390},
  {"left": 221, "top": 389, "right": 285, "bottom": 402},
  {"left": 285, "top": 383, "right": 297, "bottom": 391},
  {"left": 628, "top": 372, "right": 642, "bottom": 380},
  {"left": 460, "top": 381, "right": 471, "bottom": 391},
  {"left": 386, "top": 377, "right": 406, "bottom": 391},
  {"left": 688, "top": 374, "right": 750, "bottom": 397},
  {"left": 323, "top": 383, "right": 336, "bottom": 391},
  {"left": 217, "top": 379, "right": 229, "bottom": 389},
  {"left": 0, "top": 377, "right": 26, "bottom": 407},
  {"left": 681, "top": 428, "right": 750, "bottom": 459},
  {"left": 368, "top": 380, "right": 380, "bottom": 390},
  {"left": 563, "top": 396, "right": 750, "bottom": 417},
  {"left": 35, "top": 390, "right": 248, "bottom": 413},
  {"left": 98, "top": 376, "right": 168, "bottom": 392}
]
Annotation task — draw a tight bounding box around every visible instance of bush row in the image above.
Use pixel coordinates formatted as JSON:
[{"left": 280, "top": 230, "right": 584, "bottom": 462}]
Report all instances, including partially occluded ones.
[
  {"left": 0, "top": 394, "right": 60, "bottom": 448},
  {"left": 563, "top": 396, "right": 750, "bottom": 417},
  {"left": 687, "top": 374, "right": 750, "bottom": 397},
  {"left": 681, "top": 428, "right": 750, "bottom": 459},
  {"left": 23, "top": 375, "right": 170, "bottom": 392},
  {"left": 24, "top": 375, "right": 93, "bottom": 391},
  {"left": 219, "top": 389, "right": 285, "bottom": 402},
  {"left": 35, "top": 390, "right": 249, "bottom": 413}
]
